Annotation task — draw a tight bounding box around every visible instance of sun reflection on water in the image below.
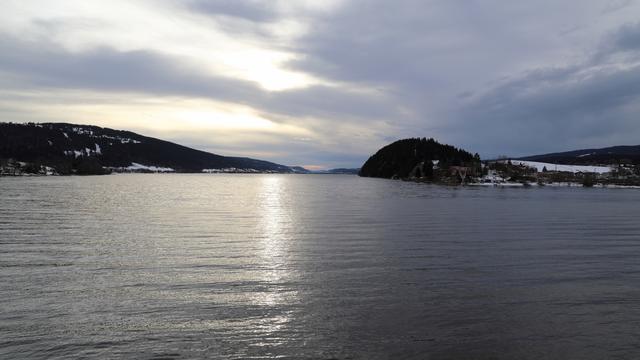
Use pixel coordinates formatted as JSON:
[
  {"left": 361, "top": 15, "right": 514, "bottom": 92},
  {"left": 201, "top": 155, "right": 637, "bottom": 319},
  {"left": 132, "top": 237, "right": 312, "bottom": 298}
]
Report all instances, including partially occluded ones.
[
  {"left": 253, "top": 176, "right": 299, "bottom": 333},
  {"left": 260, "top": 176, "right": 290, "bottom": 257}
]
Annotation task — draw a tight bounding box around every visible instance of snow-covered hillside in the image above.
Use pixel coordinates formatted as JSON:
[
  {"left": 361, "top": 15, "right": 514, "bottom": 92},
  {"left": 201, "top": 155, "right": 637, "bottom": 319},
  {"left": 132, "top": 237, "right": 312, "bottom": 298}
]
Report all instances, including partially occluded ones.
[{"left": 511, "top": 160, "right": 612, "bottom": 174}]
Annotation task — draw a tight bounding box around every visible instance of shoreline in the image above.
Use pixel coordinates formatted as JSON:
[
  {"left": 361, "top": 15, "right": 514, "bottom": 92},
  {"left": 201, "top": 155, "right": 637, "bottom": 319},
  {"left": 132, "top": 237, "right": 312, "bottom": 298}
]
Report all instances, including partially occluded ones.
[
  {"left": 4, "top": 173, "right": 640, "bottom": 189},
  {"left": 468, "top": 181, "right": 640, "bottom": 189},
  {"left": 401, "top": 177, "right": 640, "bottom": 189}
]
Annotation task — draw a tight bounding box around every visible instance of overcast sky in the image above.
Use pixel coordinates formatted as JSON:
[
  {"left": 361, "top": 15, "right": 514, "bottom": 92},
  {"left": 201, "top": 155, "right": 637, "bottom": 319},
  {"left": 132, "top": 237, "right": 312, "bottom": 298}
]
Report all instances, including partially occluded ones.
[{"left": 2, "top": 0, "right": 640, "bottom": 168}]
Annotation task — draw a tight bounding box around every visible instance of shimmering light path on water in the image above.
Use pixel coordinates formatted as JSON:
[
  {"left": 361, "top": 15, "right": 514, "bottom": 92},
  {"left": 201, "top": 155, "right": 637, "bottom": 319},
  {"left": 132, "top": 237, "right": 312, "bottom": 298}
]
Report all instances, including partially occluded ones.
[{"left": 2, "top": 174, "right": 640, "bottom": 359}]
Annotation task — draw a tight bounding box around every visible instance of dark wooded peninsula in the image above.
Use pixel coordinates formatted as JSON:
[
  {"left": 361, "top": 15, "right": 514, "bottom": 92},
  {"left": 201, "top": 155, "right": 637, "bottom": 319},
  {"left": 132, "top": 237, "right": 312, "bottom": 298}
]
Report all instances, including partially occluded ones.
[{"left": 359, "top": 138, "right": 481, "bottom": 183}]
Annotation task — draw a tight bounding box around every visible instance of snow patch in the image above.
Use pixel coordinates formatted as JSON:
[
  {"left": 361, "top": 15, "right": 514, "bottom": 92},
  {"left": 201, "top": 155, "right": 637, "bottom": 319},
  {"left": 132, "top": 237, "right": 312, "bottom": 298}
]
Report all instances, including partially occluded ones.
[
  {"left": 511, "top": 160, "right": 611, "bottom": 174},
  {"left": 71, "top": 127, "right": 94, "bottom": 136},
  {"left": 202, "top": 168, "right": 262, "bottom": 173},
  {"left": 63, "top": 150, "right": 85, "bottom": 158},
  {"left": 64, "top": 147, "right": 100, "bottom": 158},
  {"left": 124, "top": 163, "right": 174, "bottom": 172},
  {"left": 64, "top": 128, "right": 141, "bottom": 145}
]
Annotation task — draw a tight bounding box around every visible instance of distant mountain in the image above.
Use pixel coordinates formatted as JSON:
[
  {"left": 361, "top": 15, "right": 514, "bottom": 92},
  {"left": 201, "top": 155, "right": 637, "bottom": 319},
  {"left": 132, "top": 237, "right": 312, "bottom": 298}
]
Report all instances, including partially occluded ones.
[
  {"left": 289, "top": 166, "right": 312, "bottom": 174},
  {"left": 0, "top": 122, "right": 291, "bottom": 175},
  {"left": 287, "top": 166, "right": 360, "bottom": 174},
  {"left": 359, "top": 138, "right": 479, "bottom": 179},
  {"left": 325, "top": 168, "right": 360, "bottom": 174},
  {"left": 519, "top": 145, "right": 640, "bottom": 165}
]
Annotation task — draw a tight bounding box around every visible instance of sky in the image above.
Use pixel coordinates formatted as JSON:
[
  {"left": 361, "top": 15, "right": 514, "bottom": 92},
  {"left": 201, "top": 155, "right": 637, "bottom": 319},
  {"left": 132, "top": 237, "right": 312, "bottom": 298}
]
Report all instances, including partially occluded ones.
[{"left": 1, "top": 0, "right": 640, "bottom": 169}]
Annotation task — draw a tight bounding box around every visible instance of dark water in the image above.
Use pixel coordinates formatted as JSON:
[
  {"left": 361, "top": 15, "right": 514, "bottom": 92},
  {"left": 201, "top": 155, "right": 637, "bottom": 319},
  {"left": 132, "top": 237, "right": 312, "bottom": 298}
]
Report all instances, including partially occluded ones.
[{"left": 2, "top": 174, "right": 640, "bottom": 359}]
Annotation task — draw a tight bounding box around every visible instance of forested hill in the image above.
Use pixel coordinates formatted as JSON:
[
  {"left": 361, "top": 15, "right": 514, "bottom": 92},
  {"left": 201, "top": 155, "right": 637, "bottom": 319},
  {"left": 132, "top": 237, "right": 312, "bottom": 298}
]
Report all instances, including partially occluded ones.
[
  {"left": 0, "top": 122, "right": 291, "bottom": 174},
  {"left": 520, "top": 145, "right": 640, "bottom": 165},
  {"left": 359, "top": 138, "right": 480, "bottom": 179}
]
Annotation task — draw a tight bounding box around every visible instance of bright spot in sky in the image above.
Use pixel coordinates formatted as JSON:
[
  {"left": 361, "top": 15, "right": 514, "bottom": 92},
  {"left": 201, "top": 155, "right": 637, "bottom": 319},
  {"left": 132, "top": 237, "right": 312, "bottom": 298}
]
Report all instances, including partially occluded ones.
[{"left": 220, "top": 51, "right": 315, "bottom": 91}]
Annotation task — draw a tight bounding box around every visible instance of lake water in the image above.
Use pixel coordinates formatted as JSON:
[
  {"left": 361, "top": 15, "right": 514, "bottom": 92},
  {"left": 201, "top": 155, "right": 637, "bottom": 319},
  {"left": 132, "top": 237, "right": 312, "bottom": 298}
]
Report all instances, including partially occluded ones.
[{"left": 2, "top": 174, "right": 640, "bottom": 359}]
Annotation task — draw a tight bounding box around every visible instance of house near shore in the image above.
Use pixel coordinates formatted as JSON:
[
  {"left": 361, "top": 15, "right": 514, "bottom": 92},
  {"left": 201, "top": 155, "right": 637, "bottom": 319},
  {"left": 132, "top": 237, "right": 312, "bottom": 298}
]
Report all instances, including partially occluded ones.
[
  {"left": 449, "top": 166, "right": 472, "bottom": 183},
  {"left": 480, "top": 170, "right": 506, "bottom": 184}
]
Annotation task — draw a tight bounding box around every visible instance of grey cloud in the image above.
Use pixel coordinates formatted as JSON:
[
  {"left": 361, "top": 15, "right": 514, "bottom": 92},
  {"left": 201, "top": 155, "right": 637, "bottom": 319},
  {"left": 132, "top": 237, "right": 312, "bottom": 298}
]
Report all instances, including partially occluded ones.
[
  {"left": 263, "top": 86, "right": 401, "bottom": 124},
  {"left": 283, "top": 0, "right": 634, "bottom": 150},
  {"left": 287, "top": 0, "right": 453, "bottom": 88},
  {"left": 287, "top": 1, "right": 597, "bottom": 93},
  {"left": 184, "top": 0, "right": 277, "bottom": 22},
  {"left": 0, "top": 36, "right": 254, "bottom": 100},
  {"left": 611, "top": 22, "right": 640, "bottom": 52},
  {"left": 602, "top": 0, "right": 633, "bottom": 14},
  {"left": 0, "top": 34, "right": 399, "bottom": 123},
  {"left": 448, "top": 62, "right": 640, "bottom": 157},
  {"left": 282, "top": 1, "right": 640, "bottom": 158}
]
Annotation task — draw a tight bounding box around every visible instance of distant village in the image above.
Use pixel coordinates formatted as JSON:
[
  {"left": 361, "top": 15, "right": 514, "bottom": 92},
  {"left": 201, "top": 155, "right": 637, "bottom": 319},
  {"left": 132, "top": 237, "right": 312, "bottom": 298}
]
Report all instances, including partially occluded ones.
[
  {"left": 0, "top": 159, "right": 58, "bottom": 176},
  {"left": 451, "top": 159, "right": 640, "bottom": 188},
  {"left": 0, "top": 159, "right": 284, "bottom": 176}
]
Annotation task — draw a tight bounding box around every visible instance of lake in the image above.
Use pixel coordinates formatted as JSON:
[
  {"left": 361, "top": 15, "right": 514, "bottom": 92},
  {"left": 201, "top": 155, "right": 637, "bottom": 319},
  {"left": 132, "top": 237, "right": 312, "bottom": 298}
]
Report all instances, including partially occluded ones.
[{"left": 2, "top": 174, "right": 640, "bottom": 359}]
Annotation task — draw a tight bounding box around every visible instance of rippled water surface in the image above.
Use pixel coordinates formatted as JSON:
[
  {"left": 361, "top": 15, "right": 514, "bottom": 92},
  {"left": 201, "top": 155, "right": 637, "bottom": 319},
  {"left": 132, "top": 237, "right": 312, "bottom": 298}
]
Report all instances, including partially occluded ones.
[{"left": 2, "top": 174, "right": 640, "bottom": 359}]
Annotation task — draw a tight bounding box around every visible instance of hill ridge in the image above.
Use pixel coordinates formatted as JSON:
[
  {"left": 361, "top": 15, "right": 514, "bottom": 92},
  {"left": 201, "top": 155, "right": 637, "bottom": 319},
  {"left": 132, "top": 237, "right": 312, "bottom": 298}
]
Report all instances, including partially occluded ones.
[
  {"left": 520, "top": 144, "right": 640, "bottom": 165},
  {"left": 0, "top": 122, "right": 291, "bottom": 175}
]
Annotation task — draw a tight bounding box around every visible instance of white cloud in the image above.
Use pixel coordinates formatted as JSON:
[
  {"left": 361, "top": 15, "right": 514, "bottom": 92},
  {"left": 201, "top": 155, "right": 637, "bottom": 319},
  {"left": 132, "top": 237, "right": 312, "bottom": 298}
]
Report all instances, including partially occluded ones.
[{"left": 0, "top": 0, "right": 323, "bottom": 91}]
